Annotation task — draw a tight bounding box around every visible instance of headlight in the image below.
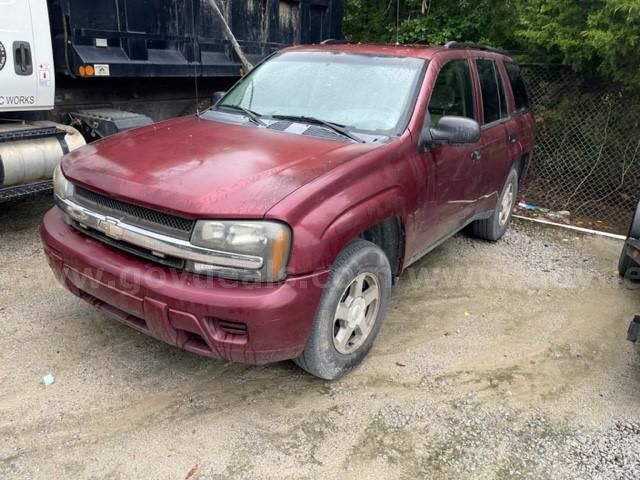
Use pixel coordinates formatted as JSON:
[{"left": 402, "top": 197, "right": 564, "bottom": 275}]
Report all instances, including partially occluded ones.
[
  {"left": 53, "top": 164, "right": 74, "bottom": 200},
  {"left": 188, "top": 220, "right": 292, "bottom": 281}
]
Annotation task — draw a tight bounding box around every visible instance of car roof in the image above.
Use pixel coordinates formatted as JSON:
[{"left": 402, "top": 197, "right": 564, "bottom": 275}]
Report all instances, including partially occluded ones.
[{"left": 282, "top": 42, "right": 513, "bottom": 61}]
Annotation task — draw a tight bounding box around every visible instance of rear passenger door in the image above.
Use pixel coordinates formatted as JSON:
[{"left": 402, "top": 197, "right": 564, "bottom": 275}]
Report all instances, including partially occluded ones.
[{"left": 474, "top": 58, "right": 510, "bottom": 213}]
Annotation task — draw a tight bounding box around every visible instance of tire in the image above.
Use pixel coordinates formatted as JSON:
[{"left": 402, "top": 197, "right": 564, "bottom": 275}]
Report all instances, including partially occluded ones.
[
  {"left": 472, "top": 168, "right": 518, "bottom": 241},
  {"left": 627, "top": 202, "right": 640, "bottom": 239},
  {"left": 620, "top": 203, "right": 640, "bottom": 281},
  {"left": 294, "top": 239, "right": 392, "bottom": 380},
  {"left": 619, "top": 245, "right": 636, "bottom": 279}
]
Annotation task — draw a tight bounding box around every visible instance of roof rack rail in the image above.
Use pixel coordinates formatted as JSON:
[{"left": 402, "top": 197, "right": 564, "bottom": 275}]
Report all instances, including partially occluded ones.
[{"left": 444, "top": 41, "right": 510, "bottom": 56}]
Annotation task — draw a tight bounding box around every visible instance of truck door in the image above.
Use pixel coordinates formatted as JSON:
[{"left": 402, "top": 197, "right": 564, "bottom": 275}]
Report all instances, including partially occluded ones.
[{"left": 0, "top": 0, "right": 54, "bottom": 112}]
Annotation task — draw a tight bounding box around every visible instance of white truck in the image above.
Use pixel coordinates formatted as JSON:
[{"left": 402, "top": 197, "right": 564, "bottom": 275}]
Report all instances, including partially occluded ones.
[
  {"left": 1, "top": 0, "right": 85, "bottom": 201},
  {"left": 0, "top": 0, "right": 342, "bottom": 202}
]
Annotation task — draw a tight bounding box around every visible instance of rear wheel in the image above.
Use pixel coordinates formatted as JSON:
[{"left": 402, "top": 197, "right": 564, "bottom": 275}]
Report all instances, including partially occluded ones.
[
  {"left": 472, "top": 168, "right": 518, "bottom": 241},
  {"left": 294, "top": 239, "right": 392, "bottom": 380}
]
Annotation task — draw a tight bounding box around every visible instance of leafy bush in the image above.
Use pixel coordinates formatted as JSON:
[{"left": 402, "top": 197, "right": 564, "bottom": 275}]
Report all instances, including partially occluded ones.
[{"left": 343, "top": 0, "right": 640, "bottom": 89}]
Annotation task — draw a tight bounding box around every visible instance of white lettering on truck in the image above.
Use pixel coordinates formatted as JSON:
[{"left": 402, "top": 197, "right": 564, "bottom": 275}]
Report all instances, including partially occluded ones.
[{"left": 0, "top": 96, "right": 36, "bottom": 106}]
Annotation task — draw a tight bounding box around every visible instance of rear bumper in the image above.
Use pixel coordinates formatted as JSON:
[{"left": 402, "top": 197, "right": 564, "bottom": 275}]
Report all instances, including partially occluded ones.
[{"left": 41, "top": 207, "right": 328, "bottom": 364}]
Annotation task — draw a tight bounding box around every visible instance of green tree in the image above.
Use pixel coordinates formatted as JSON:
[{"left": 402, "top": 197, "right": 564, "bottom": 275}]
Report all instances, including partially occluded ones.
[
  {"left": 343, "top": 0, "right": 640, "bottom": 88},
  {"left": 514, "top": 0, "right": 640, "bottom": 87}
]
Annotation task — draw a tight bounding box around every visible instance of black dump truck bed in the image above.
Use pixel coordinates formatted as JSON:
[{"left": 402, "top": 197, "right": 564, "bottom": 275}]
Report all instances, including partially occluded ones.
[{"left": 47, "top": 0, "right": 343, "bottom": 78}]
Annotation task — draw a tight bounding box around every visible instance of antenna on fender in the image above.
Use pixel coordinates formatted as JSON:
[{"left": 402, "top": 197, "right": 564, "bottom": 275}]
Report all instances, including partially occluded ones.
[
  {"left": 194, "top": 62, "right": 200, "bottom": 117},
  {"left": 192, "top": 8, "right": 200, "bottom": 117},
  {"left": 395, "top": 0, "right": 400, "bottom": 44}
]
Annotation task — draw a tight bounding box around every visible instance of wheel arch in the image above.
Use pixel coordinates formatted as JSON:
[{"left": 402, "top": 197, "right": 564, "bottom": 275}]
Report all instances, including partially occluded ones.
[
  {"left": 357, "top": 216, "right": 404, "bottom": 278},
  {"left": 294, "top": 187, "right": 408, "bottom": 278}
]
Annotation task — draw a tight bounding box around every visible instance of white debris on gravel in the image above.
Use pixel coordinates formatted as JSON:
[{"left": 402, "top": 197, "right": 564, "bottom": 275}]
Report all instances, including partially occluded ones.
[{"left": 3, "top": 197, "right": 640, "bottom": 480}]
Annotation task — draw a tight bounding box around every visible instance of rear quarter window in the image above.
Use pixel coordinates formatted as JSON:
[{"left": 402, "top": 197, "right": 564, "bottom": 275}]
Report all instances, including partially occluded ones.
[{"left": 505, "top": 62, "right": 531, "bottom": 112}]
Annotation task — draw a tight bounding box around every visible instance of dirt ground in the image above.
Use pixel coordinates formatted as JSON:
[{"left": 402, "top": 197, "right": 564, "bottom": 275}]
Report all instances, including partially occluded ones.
[{"left": 2, "top": 195, "right": 640, "bottom": 480}]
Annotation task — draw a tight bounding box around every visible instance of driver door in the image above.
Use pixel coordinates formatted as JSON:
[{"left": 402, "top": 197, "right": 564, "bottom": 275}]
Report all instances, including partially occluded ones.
[
  {"left": 415, "top": 57, "right": 483, "bottom": 247},
  {"left": 0, "top": 0, "right": 54, "bottom": 112}
]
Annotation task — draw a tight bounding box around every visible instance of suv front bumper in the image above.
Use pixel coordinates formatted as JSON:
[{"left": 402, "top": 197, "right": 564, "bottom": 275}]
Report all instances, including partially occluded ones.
[{"left": 41, "top": 207, "right": 328, "bottom": 364}]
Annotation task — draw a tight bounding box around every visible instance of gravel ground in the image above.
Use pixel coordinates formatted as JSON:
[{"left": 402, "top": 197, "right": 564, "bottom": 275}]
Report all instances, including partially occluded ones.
[{"left": 2, "top": 195, "right": 640, "bottom": 479}]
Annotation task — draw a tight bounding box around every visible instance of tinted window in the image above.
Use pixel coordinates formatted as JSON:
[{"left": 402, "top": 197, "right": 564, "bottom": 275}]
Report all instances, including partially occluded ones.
[
  {"left": 497, "top": 69, "right": 508, "bottom": 118},
  {"left": 476, "top": 59, "right": 506, "bottom": 124},
  {"left": 428, "top": 59, "right": 475, "bottom": 127},
  {"left": 505, "top": 62, "right": 530, "bottom": 112}
]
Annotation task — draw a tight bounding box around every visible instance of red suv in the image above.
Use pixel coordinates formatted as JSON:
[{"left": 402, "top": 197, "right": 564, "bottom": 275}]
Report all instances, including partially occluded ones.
[{"left": 41, "top": 42, "right": 535, "bottom": 379}]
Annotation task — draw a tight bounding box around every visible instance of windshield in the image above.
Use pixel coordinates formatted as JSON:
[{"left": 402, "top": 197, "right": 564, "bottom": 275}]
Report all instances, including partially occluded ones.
[{"left": 217, "top": 50, "right": 426, "bottom": 134}]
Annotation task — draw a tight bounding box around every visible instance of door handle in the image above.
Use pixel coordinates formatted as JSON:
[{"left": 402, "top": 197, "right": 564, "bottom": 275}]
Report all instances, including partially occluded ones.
[
  {"left": 508, "top": 135, "right": 517, "bottom": 144},
  {"left": 20, "top": 45, "right": 27, "bottom": 72},
  {"left": 471, "top": 150, "right": 482, "bottom": 161},
  {"left": 13, "top": 41, "right": 33, "bottom": 76}
]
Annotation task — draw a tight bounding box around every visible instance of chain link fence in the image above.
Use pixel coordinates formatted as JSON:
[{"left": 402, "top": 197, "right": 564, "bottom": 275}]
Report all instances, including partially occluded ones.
[{"left": 519, "top": 65, "right": 640, "bottom": 233}]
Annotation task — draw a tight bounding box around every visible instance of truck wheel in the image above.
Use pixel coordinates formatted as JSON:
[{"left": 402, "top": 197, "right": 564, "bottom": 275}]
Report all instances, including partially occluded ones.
[
  {"left": 294, "top": 239, "right": 392, "bottom": 380},
  {"left": 472, "top": 168, "right": 518, "bottom": 241}
]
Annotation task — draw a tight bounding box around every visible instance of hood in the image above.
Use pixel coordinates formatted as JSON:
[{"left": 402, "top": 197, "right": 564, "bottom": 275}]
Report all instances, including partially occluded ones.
[{"left": 62, "top": 116, "right": 379, "bottom": 218}]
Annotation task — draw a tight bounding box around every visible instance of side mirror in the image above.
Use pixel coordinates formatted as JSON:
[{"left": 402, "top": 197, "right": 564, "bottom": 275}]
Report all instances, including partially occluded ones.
[
  {"left": 420, "top": 116, "right": 480, "bottom": 150},
  {"left": 212, "top": 91, "right": 227, "bottom": 105}
]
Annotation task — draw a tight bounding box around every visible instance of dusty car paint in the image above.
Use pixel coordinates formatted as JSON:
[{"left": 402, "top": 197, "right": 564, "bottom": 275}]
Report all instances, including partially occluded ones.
[{"left": 41, "top": 43, "right": 535, "bottom": 364}]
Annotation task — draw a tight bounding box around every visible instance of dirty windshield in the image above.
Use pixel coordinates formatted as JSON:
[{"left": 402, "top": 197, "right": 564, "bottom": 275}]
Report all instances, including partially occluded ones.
[{"left": 216, "top": 50, "right": 426, "bottom": 134}]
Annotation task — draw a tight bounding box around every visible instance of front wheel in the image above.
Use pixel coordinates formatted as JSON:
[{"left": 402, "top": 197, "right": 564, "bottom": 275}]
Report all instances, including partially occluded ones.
[
  {"left": 294, "top": 239, "right": 392, "bottom": 380},
  {"left": 472, "top": 168, "right": 518, "bottom": 241}
]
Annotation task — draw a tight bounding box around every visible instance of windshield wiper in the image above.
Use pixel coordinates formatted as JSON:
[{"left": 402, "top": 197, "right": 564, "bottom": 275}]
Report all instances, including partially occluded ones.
[
  {"left": 217, "top": 104, "right": 267, "bottom": 126},
  {"left": 271, "top": 114, "right": 365, "bottom": 143}
]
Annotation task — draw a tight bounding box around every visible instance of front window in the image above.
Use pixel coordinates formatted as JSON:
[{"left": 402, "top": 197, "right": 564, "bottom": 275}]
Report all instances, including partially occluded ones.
[
  {"left": 216, "top": 50, "right": 426, "bottom": 135},
  {"left": 428, "top": 59, "right": 475, "bottom": 127}
]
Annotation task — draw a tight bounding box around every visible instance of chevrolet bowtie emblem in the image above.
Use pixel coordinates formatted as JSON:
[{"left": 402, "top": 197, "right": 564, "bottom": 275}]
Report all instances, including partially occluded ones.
[{"left": 99, "top": 218, "right": 124, "bottom": 240}]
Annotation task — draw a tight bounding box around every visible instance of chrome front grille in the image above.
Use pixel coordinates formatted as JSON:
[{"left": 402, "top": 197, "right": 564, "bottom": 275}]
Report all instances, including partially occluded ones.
[
  {"left": 56, "top": 195, "right": 264, "bottom": 272},
  {"left": 78, "top": 224, "right": 185, "bottom": 269},
  {"left": 74, "top": 187, "right": 195, "bottom": 240}
]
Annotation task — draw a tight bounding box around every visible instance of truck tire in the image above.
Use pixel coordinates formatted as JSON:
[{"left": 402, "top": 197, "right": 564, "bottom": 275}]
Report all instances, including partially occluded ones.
[
  {"left": 472, "top": 168, "right": 518, "bottom": 241},
  {"left": 294, "top": 239, "right": 392, "bottom": 380}
]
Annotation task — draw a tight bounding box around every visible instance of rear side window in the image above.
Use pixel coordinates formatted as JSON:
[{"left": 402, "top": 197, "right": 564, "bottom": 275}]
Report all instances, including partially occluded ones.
[
  {"left": 428, "top": 59, "right": 475, "bottom": 126},
  {"left": 475, "top": 59, "right": 507, "bottom": 124},
  {"left": 505, "top": 62, "right": 531, "bottom": 112}
]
